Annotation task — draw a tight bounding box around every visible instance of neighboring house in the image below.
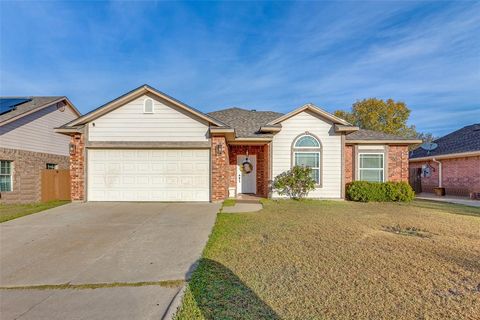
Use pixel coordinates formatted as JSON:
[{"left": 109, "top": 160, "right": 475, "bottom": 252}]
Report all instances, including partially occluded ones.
[
  {"left": 409, "top": 124, "right": 480, "bottom": 197},
  {"left": 0, "top": 97, "right": 81, "bottom": 203},
  {"left": 56, "top": 84, "right": 421, "bottom": 202}
]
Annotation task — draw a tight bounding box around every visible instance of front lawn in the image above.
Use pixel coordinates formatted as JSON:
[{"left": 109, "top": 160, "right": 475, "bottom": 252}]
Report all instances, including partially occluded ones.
[
  {"left": 176, "top": 200, "right": 480, "bottom": 319},
  {"left": 0, "top": 201, "right": 69, "bottom": 223}
]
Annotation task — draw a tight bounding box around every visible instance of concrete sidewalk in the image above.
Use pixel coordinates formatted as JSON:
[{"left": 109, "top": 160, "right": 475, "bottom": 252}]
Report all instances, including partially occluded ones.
[
  {"left": 416, "top": 193, "right": 480, "bottom": 207},
  {"left": 222, "top": 202, "right": 263, "bottom": 213},
  {"left": 0, "top": 286, "right": 180, "bottom": 320}
]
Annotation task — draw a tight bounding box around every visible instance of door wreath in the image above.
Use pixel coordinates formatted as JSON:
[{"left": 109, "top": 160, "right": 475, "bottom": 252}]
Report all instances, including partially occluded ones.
[{"left": 241, "top": 159, "right": 253, "bottom": 174}]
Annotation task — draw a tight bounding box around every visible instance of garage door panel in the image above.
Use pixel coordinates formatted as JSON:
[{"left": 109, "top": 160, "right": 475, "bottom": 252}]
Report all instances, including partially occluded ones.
[{"left": 88, "top": 149, "right": 210, "bottom": 201}]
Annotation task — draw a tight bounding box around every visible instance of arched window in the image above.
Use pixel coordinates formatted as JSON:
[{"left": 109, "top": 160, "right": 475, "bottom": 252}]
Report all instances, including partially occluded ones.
[
  {"left": 143, "top": 98, "right": 154, "bottom": 113},
  {"left": 292, "top": 134, "right": 321, "bottom": 184}
]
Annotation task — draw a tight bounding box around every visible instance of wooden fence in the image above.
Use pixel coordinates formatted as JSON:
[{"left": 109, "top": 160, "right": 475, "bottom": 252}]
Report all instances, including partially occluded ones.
[{"left": 41, "top": 169, "right": 71, "bottom": 202}]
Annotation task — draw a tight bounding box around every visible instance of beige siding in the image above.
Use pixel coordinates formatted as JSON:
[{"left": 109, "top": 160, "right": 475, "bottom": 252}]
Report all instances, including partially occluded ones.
[
  {"left": 88, "top": 94, "right": 209, "bottom": 142},
  {"left": 272, "top": 110, "right": 342, "bottom": 198},
  {"left": 0, "top": 105, "right": 78, "bottom": 156}
]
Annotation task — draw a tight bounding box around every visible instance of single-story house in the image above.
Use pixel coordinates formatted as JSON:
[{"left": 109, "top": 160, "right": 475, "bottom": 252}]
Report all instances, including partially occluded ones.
[
  {"left": 0, "top": 97, "right": 80, "bottom": 203},
  {"left": 56, "top": 84, "right": 421, "bottom": 202},
  {"left": 409, "top": 124, "right": 480, "bottom": 197}
]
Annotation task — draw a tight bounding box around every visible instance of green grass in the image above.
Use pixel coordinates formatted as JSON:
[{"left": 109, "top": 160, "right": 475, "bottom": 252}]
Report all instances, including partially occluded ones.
[
  {"left": 0, "top": 280, "right": 184, "bottom": 290},
  {"left": 0, "top": 201, "right": 69, "bottom": 223},
  {"left": 222, "top": 199, "right": 236, "bottom": 207},
  {"left": 175, "top": 199, "right": 480, "bottom": 319}
]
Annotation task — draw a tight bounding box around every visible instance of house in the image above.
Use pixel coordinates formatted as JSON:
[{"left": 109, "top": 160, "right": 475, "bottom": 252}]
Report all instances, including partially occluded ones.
[
  {"left": 409, "top": 124, "right": 480, "bottom": 197},
  {"left": 0, "top": 97, "right": 81, "bottom": 203},
  {"left": 56, "top": 84, "right": 421, "bottom": 202}
]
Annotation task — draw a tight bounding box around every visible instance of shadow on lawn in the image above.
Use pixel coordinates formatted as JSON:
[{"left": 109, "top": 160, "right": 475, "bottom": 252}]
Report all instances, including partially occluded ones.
[{"left": 186, "top": 258, "right": 280, "bottom": 319}]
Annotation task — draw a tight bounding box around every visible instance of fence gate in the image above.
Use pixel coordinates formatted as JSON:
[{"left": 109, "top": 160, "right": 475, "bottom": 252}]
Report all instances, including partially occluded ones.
[
  {"left": 41, "top": 169, "right": 71, "bottom": 202},
  {"left": 409, "top": 168, "right": 422, "bottom": 194}
]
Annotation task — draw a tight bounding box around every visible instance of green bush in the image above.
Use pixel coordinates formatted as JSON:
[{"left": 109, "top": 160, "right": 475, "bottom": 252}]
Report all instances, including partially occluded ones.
[
  {"left": 273, "top": 166, "right": 316, "bottom": 199},
  {"left": 346, "top": 181, "right": 415, "bottom": 202}
]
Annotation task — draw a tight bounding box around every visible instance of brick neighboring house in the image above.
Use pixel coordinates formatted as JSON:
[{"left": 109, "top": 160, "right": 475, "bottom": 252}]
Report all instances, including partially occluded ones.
[
  {"left": 56, "top": 84, "right": 421, "bottom": 202},
  {"left": 409, "top": 124, "right": 480, "bottom": 197},
  {"left": 0, "top": 97, "right": 80, "bottom": 203}
]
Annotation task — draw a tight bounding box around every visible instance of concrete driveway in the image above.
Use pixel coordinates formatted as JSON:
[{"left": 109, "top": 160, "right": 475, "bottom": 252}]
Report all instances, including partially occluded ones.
[{"left": 0, "top": 202, "right": 219, "bottom": 320}]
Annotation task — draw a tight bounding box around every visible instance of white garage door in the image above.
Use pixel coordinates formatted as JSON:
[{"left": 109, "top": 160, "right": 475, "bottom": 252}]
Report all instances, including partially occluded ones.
[{"left": 87, "top": 149, "right": 210, "bottom": 201}]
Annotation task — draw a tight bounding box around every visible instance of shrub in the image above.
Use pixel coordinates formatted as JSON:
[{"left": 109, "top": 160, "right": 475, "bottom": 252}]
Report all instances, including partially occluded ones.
[
  {"left": 273, "top": 166, "right": 316, "bottom": 199},
  {"left": 346, "top": 181, "right": 415, "bottom": 202}
]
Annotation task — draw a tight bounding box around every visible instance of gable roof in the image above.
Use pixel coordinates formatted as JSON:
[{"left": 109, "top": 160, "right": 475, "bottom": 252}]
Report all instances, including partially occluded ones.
[
  {"left": 208, "top": 107, "right": 283, "bottom": 138},
  {"left": 267, "top": 103, "right": 351, "bottom": 126},
  {"left": 63, "top": 84, "right": 227, "bottom": 128},
  {"left": 410, "top": 124, "right": 480, "bottom": 159},
  {"left": 0, "top": 96, "right": 80, "bottom": 125}
]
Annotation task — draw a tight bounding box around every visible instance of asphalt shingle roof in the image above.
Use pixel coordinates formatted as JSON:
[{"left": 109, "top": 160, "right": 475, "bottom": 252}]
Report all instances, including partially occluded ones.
[
  {"left": 0, "top": 97, "right": 63, "bottom": 123},
  {"left": 208, "top": 107, "right": 284, "bottom": 138},
  {"left": 345, "top": 129, "right": 412, "bottom": 141},
  {"left": 410, "top": 124, "right": 480, "bottom": 158}
]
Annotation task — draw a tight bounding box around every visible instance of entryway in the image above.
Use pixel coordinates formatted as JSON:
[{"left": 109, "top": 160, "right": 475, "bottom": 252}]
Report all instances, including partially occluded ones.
[{"left": 236, "top": 154, "right": 256, "bottom": 194}]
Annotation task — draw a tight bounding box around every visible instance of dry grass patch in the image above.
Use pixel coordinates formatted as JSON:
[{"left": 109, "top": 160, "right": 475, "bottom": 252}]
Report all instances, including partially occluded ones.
[{"left": 176, "top": 200, "right": 480, "bottom": 319}]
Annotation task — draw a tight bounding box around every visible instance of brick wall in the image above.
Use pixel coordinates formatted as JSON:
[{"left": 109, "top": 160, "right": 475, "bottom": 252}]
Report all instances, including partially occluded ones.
[
  {"left": 409, "top": 156, "right": 480, "bottom": 196},
  {"left": 344, "top": 144, "right": 409, "bottom": 186},
  {"left": 211, "top": 135, "right": 229, "bottom": 201},
  {"left": 345, "top": 145, "right": 354, "bottom": 184},
  {"left": 387, "top": 145, "right": 409, "bottom": 182},
  {"left": 70, "top": 133, "right": 85, "bottom": 201},
  {"left": 229, "top": 144, "right": 270, "bottom": 197},
  {"left": 0, "top": 147, "right": 69, "bottom": 204}
]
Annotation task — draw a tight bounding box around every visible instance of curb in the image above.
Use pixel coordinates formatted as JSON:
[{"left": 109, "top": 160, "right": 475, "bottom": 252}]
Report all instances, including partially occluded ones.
[{"left": 161, "top": 283, "right": 187, "bottom": 320}]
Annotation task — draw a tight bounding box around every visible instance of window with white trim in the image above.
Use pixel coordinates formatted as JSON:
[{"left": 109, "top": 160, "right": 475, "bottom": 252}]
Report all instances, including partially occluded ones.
[
  {"left": 46, "top": 163, "right": 58, "bottom": 170},
  {"left": 358, "top": 153, "right": 384, "bottom": 182},
  {"left": 293, "top": 134, "right": 321, "bottom": 184},
  {"left": 0, "top": 160, "right": 13, "bottom": 192},
  {"left": 143, "top": 98, "right": 154, "bottom": 113}
]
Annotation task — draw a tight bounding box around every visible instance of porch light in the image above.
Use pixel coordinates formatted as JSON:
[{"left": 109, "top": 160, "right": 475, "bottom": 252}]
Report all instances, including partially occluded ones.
[
  {"left": 215, "top": 144, "right": 224, "bottom": 155},
  {"left": 69, "top": 143, "right": 76, "bottom": 155}
]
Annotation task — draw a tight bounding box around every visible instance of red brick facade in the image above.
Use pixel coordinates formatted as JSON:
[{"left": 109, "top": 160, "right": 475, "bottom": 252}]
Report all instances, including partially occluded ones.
[
  {"left": 345, "top": 145, "right": 354, "bottom": 184},
  {"left": 344, "top": 144, "right": 409, "bottom": 184},
  {"left": 228, "top": 144, "right": 270, "bottom": 198},
  {"left": 70, "top": 133, "right": 85, "bottom": 201},
  {"left": 387, "top": 145, "right": 409, "bottom": 182},
  {"left": 409, "top": 156, "right": 480, "bottom": 196},
  {"left": 211, "top": 135, "right": 229, "bottom": 201}
]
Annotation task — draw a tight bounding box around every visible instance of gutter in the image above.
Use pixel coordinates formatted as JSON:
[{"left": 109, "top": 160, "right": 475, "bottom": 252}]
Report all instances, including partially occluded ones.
[
  {"left": 409, "top": 150, "right": 480, "bottom": 162},
  {"left": 432, "top": 158, "right": 442, "bottom": 188},
  {"left": 346, "top": 139, "right": 422, "bottom": 144}
]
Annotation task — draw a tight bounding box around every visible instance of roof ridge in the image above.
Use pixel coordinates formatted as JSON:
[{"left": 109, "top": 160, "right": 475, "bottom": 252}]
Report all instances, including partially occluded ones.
[{"left": 208, "top": 107, "right": 283, "bottom": 114}]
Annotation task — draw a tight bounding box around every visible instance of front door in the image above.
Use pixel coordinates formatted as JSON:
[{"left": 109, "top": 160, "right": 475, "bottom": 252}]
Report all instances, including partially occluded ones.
[{"left": 237, "top": 155, "right": 256, "bottom": 194}]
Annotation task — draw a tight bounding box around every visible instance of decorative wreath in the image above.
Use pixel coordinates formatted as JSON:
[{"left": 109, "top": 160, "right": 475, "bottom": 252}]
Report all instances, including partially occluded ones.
[{"left": 241, "top": 160, "right": 253, "bottom": 174}]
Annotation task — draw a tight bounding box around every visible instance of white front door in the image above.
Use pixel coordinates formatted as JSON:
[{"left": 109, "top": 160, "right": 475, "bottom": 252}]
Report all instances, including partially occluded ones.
[{"left": 237, "top": 155, "right": 256, "bottom": 194}]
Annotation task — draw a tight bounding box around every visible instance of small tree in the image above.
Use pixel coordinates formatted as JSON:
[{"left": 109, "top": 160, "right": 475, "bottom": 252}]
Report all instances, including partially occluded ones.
[
  {"left": 273, "top": 166, "right": 316, "bottom": 199},
  {"left": 334, "top": 98, "right": 417, "bottom": 138}
]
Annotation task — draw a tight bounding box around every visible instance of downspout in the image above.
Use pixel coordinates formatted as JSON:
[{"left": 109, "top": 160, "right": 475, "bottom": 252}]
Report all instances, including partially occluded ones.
[{"left": 432, "top": 158, "right": 442, "bottom": 188}]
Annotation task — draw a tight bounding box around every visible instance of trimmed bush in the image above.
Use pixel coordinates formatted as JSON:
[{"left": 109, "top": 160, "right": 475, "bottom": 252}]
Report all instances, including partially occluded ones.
[
  {"left": 346, "top": 181, "right": 415, "bottom": 202},
  {"left": 273, "top": 166, "right": 316, "bottom": 199}
]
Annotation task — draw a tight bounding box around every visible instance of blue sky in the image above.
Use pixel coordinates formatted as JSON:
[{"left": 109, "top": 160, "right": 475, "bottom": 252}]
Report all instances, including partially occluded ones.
[{"left": 1, "top": 1, "right": 479, "bottom": 136}]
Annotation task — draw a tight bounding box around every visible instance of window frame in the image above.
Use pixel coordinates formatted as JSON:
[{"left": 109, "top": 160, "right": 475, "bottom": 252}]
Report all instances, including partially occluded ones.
[
  {"left": 0, "top": 160, "right": 13, "bottom": 192},
  {"left": 291, "top": 133, "right": 322, "bottom": 186},
  {"left": 143, "top": 98, "right": 154, "bottom": 114},
  {"left": 46, "top": 163, "right": 58, "bottom": 170},
  {"left": 357, "top": 152, "right": 385, "bottom": 183}
]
